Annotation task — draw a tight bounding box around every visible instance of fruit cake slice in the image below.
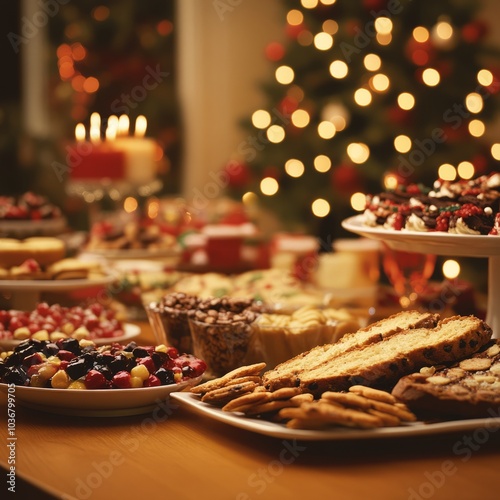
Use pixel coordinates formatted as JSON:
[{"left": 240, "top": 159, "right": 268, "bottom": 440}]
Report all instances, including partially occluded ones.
[
  {"left": 263, "top": 315, "right": 492, "bottom": 395},
  {"left": 392, "top": 340, "right": 500, "bottom": 419},
  {"left": 262, "top": 310, "right": 439, "bottom": 392}
]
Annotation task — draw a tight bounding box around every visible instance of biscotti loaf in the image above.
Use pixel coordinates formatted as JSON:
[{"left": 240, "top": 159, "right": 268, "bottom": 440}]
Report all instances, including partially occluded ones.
[
  {"left": 262, "top": 315, "right": 492, "bottom": 395},
  {"left": 391, "top": 340, "right": 500, "bottom": 419},
  {"left": 262, "top": 310, "right": 439, "bottom": 392}
]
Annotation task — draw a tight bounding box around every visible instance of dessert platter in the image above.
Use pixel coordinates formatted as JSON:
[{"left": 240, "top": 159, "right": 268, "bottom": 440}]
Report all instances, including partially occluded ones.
[
  {"left": 342, "top": 173, "right": 500, "bottom": 337},
  {"left": 0, "top": 302, "right": 140, "bottom": 349},
  {"left": 0, "top": 236, "right": 118, "bottom": 309},
  {"left": 0, "top": 192, "right": 66, "bottom": 237},
  {"left": 0, "top": 337, "right": 206, "bottom": 416},
  {"left": 171, "top": 392, "right": 500, "bottom": 441},
  {"left": 0, "top": 380, "right": 200, "bottom": 417},
  {"left": 172, "top": 310, "right": 500, "bottom": 441},
  {"left": 0, "top": 274, "right": 116, "bottom": 311},
  {"left": 83, "top": 219, "right": 182, "bottom": 262},
  {"left": 0, "top": 323, "right": 140, "bottom": 350}
]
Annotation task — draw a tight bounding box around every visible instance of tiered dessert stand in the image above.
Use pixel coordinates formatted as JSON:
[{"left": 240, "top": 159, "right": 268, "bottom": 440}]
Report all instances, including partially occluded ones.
[{"left": 342, "top": 215, "right": 500, "bottom": 339}]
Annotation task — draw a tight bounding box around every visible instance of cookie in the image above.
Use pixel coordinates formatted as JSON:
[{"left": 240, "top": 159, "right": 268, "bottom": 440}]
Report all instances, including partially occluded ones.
[
  {"left": 191, "top": 362, "right": 266, "bottom": 394},
  {"left": 281, "top": 402, "right": 384, "bottom": 429},
  {"left": 200, "top": 380, "right": 259, "bottom": 404},
  {"left": 348, "top": 385, "right": 398, "bottom": 404},
  {"left": 321, "top": 391, "right": 373, "bottom": 410}
]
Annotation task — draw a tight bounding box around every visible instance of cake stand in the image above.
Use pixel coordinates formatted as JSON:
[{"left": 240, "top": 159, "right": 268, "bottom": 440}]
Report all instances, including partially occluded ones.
[
  {"left": 342, "top": 215, "right": 500, "bottom": 338},
  {"left": 0, "top": 274, "right": 116, "bottom": 311}
]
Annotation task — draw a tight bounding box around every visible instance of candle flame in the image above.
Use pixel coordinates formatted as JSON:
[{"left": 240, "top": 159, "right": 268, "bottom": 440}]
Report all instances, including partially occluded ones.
[
  {"left": 90, "top": 124, "right": 101, "bottom": 144},
  {"left": 75, "top": 123, "right": 86, "bottom": 142},
  {"left": 90, "top": 112, "right": 101, "bottom": 130},
  {"left": 135, "top": 115, "right": 147, "bottom": 138},
  {"left": 108, "top": 115, "right": 119, "bottom": 130},
  {"left": 118, "top": 115, "right": 130, "bottom": 136},
  {"left": 105, "top": 125, "right": 117, "bottom": 141}
]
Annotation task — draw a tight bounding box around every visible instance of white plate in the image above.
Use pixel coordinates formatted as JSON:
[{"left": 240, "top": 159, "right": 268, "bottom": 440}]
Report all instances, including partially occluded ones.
[
  {"left": 0, "top": 218, "right": 66, "bottom": 236},
  {"left": 0, "top": 323, "right": 141, "bottom": 350},
  {"left": 172, "top": 392, "right": 500, "bottom": 441},
  {"left": 0, "top": 377, "right": 201, "bottom": 417},
  {"left": 0, "top": 274, "right": 116, "bottom": 292},
  {"left": 342, "top": 215, "right": 500, "bottom": 257}
]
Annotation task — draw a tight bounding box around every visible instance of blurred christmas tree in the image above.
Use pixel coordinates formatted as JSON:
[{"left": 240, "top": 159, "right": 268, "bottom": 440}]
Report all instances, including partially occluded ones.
[
  {"left": 226, "top": 0, "right": 500, "bottom": 240},
  {"left": 47, "top": 0, "right": 181, "bottom": 193}
]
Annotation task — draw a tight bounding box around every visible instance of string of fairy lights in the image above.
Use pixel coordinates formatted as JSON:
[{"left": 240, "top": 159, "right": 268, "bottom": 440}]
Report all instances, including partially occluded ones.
[{"left": 244, "top": 0, "right": 499, "bottom": 221}]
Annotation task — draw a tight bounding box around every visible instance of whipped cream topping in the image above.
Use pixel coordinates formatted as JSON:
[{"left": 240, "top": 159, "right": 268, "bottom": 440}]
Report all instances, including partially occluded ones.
[
  {"left": 449, "top": 217, "right": 480, "bottom": 235},
  {"left": 404, "top": 213, "right": 428, "bottom": 232},
  {"left": 383, "top": 213, "right": 397, "bottom": 230},
  {"left": 363, "top": 209, "right": 378, "bottom": 227}
]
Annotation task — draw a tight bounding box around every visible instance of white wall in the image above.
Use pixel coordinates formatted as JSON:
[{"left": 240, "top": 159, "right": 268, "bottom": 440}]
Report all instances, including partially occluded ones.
[{"left": 176, "top": 0, "right": 284, "bottom": 202}]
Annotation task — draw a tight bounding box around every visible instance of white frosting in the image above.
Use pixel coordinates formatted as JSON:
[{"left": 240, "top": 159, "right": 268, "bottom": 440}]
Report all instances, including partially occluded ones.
[
  {"left": 404, "top": 213, "right": 428, "bottom": 232},
  {"left": 363, "top": 209, "right": 378, "bottom": 227},
  {"left": 485, "top": 207, "right": 493, "bottom": 215},
  {"left": 383, "top": 213, "right": 397, "bottom": 230},
  {"left": 434, "top": 186, "right": 455, "bottom": 198},
  {"left": 448, "top": 217, "right": 480, "bottom": 235},
  {"left": 487, "top": 173, "right": 500, "bottom": 188}
]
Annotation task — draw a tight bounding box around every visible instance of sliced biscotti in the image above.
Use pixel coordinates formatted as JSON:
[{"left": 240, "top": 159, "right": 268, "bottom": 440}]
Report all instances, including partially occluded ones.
[
  {"left": 262, "top": 310, "right": 439, "bottom": 392},
  {"left": 263, "top": 315, "right": 492, "bottom": 395},
  {"left": 392, "top": 340, "right": 500, "bottom": 419}
]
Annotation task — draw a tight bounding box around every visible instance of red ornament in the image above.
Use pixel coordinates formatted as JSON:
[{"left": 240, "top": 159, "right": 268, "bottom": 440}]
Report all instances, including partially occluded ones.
[
  {"left": 278, "top": 96, "right": 298, "bottom": 116},
  {"left": 436, "top": 60, "right": 453, "bottom": 79},
  {"left": 331, "top": 164, "right": 364, "bottom": 195},
  {"left": 405, "top": 39, "right": 435, "bottom": 66},
  {"left": 362, "top": 0, "right": 387, "bottom": 11},
  {"left": 224, "top": 162, "right": 251, "bottom": 189},
  {"left": 286, "top": 23, "right": 305, "bottom": 40},
  {"left": 471, "top": 154, "right": 488, "bottom": 174},
  {"left": 263, "top": 166, "right": 280, "bottom": 180},
  {"left": 462, "top": 21, "right": 488, "bottom": 44},
  {"left": 387, "top": 105, "right": 411, "bottom": 126},
  {"left": 344, "top": 19, "right": 362, "bottom": 37},
  {"left": 265, "top": 42, "right": 285, "bottom": 62},
  {"left": 441, "top": 125, "right": 467, "bottom": 143}
]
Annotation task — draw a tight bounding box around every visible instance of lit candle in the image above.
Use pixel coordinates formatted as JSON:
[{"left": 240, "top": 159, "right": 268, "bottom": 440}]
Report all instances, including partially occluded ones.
[
  {"left": 117, "top": 114, "right": 130, "bottom": 136},
  {"left": 105, "top": 123, "right": 117, "bottom": 141},
  {"left": 114, "top": 115, "right": 157, "bottom": 185},
  {"left": 90, "top": 124, "right": 101, "bottom": 144},
  {"left": 75, "top": 123, "right": 86, "bottom": 142},
  {"left": 135, "top": 115, "right": 147, "bottom": 138},
  {"left": 106, "top": 115, "right": 118, "bottom": 137},
  {"left": 90, "top": 112, "right": 101, "bottom": 131}
]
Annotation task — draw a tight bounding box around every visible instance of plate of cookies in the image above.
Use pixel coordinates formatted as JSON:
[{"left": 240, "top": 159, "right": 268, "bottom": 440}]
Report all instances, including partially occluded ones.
[{"left": 173, "top": 310, "right": 500, "bottom": 440}]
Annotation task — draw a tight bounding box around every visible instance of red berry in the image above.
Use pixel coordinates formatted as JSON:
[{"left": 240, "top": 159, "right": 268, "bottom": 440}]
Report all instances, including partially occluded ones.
[
  {"left": 84, "top": 370, "right": 109, "bottom": 389},
  {"left": 22, "top": 352, "right": 45, "bottom": 367},
  {"left": 58, "top": 350, "right": 76, "bottom": 361},
  {"left": 137, "top": 357, "right": 156, "bottom": 374},
  {"left": 36, "top": 303, "right": 50, "bottom": 317},
  {"left": 166, "top": 347, "right": 179, "bottom": 359},
  {"left": 144, "top": 374, "right": 161, "bottom": 387},
  {"left": 393, "top": 213, "right": 405, "bottom": 231},
  {"left": 112, "top": 371, "right": 132, "bottom": 389}
]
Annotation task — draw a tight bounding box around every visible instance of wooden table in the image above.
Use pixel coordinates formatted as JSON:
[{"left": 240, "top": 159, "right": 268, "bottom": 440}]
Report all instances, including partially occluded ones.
[{"left": 1, "top": 323, "right": 500, "bottom": 500}]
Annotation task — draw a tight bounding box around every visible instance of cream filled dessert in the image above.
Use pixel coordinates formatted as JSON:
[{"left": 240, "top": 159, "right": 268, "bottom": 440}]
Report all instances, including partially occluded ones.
[{"left": 363, "top": 173, "right": 500, "bottom": 235}]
